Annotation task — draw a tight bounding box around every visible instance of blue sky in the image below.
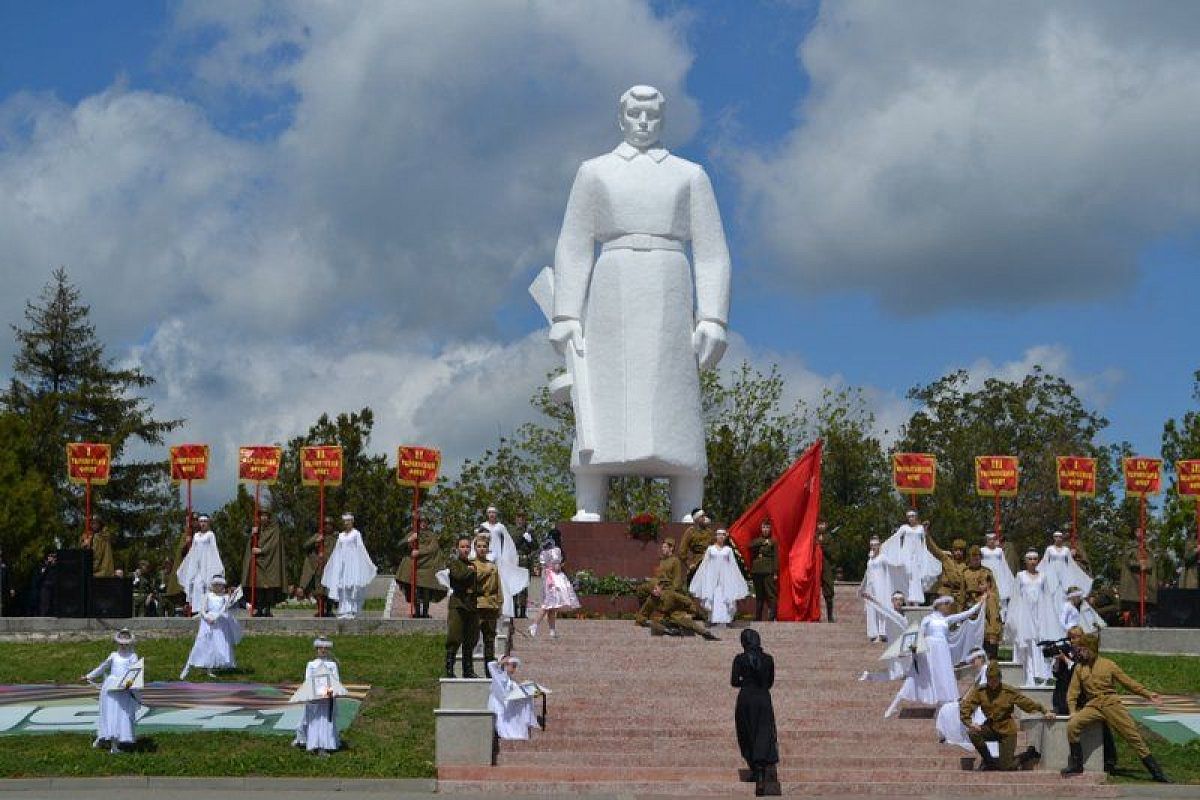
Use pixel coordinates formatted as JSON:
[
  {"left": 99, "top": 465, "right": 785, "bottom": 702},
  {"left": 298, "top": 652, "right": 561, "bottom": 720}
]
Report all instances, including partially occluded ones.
[{"left": 2, "top": 1, "right": 1199, "bottom": 508}]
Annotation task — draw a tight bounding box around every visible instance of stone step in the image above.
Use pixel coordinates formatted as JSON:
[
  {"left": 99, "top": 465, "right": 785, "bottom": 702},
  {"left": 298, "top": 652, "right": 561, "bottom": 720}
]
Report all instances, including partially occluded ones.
[
  {"left": 439, "top": 779, "right": 1117, "bottom": 798},
  {"left": 499, "top": 750, "right": 963, "bottom": 769}
]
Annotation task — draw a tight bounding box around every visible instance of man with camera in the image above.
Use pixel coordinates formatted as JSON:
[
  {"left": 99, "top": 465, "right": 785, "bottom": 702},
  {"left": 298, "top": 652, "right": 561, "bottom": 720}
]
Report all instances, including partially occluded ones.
[
  {"left": 960, "top": 662, "right": 1055, "bottom": 771},
  {"left": 1062, "top": 636, "right": 1171, "bottom": 782}
]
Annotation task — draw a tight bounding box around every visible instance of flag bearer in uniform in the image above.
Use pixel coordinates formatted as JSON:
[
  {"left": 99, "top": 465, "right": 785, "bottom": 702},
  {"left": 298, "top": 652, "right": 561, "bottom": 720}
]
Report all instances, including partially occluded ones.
[
  {"left": 818, "top": 523, "right": 836, "bottom": 622},
  {"left": 749, "top": 518, "right": 778, "bottom": 622},
  {"left": 445, "top": 536, "right": 480, "bottom": 678}
]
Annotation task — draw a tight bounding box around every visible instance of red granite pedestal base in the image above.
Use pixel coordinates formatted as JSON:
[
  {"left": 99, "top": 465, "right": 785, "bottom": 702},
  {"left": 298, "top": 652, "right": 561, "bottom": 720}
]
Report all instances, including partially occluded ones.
[{"left": 556, "top": 521, "right": 688, "bottom": 579}]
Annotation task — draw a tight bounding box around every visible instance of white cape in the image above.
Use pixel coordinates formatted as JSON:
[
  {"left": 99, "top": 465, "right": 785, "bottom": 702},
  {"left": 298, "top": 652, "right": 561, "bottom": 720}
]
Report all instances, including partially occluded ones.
[
  {"left": 321, "top": 529, "right": 378, "bottom": 600},
  {"left": 689, "top": 544, "right": 749, "bottom": 624},
  {"left": 879, "top": 524, "right": 941, "bottom": 602},
  {"left": 979, "top": 546, "right": 1015, "bottom": 605},
  {"left": 1041, "top": 545, "right": 1093, "bottom": 609},
  {"left": 176, "top": 530, "right": 223, "bottom": 610}
]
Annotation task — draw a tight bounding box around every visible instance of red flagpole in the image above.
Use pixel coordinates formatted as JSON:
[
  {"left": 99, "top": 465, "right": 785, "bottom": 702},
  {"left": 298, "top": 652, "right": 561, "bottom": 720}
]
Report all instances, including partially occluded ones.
[
  {"left": 316, "top": 480, "right": 326, "bottom": 618},
  {"left": 993, "top": 491, "right": 1002, "bottom": 543},
  {"left": 1070, "top": 494, "right": 1078, "bottom": 549},
  {"left": 1138, "top": 497, "right": 1147, "bottom": 627},
  {"left": 909, "top": 492, "right": 917, "bottom": 512},
  {"left": 251, "top": 482, "right": 260, "bottom": 614},
  {"left": 83, "top": 480, "right": 93, "bottom": 545},
  {"left": 410, "top": 486, "right": 420, "bottom": 618}
]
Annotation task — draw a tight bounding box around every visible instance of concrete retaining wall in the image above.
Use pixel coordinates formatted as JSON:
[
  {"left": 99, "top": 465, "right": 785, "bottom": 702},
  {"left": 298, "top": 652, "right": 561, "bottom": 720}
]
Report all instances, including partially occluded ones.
[{"left": 0, "top": 615, "right": 442, "bottom": 641}]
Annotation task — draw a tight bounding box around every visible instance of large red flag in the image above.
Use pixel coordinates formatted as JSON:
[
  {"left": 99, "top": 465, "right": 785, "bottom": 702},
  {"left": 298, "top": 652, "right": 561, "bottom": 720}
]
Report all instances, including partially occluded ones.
[{"left": 729, "top": 440, "right": 823, "bottom": 622}]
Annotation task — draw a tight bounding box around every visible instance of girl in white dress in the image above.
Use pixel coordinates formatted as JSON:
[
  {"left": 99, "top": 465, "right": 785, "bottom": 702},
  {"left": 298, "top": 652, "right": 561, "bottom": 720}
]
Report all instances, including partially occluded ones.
[
  {"left": 528, "top": 531, "right": 580, "bottom": 638},
  {"left": 180, "top": 575, "right": 242, "bottom": 678},
  {"left": 689, "top": 529, "right": 750, "bottom": 627},
  {"left": 82, "top": 628, "right": 142, "bottom": 754},
  {"left": 176, "top": 514, "right": 223, "bottom": 613},
  {"left": 886, "top": 593, "right": 985, "bottom": 716},
  {"left": 292, "top": 637, "right": 346, "bottom": 755},
  {"left": 860, "top": 537, "right": 894, "bottom": 641},
  {"left": 979, "top": 532, "right": 1014, "bottom": 608},
  {"left": 321, "top": 513, "right": 378, "bottom": 619},
  {"left": 1042, "top": 531, "right": 1093, "bottom": 610},
  {"left": 1005, "top": 551, "right": 1064, "bottom": 686},
  {"left": 879, "top": 510, "right": 942, "bottom": 603},
  {"left": 487, "top": 655, "right": 542, "bottom": 740}
]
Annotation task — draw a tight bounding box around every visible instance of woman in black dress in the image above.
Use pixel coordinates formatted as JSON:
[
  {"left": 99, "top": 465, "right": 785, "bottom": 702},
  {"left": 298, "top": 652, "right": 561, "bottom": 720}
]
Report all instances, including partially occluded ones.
[{"left": 732, "top": 628, "right": 780, "bottom": 796}]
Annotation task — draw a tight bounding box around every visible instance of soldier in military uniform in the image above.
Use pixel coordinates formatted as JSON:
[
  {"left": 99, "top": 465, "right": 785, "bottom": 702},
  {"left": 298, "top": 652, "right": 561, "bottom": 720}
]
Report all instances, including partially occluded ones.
[
  {"left": 635, "top": 539, "right": 684, "bottom": 623},
  {"left": 85, "top": 517, "right": 118, "bottom": 578},
  {"left": 1063, "top": 635, "right": 1171, "bottom": 782},
  {"left": 927, "top": 535, "right": 968, "bottom": 612},
  {"left": 163, "top": 514, "right": 195, "bottom": 615},
  {"left": 242, "top": 506, "right": 287, "bottom": 617},
  {"left": 298, "top": 517, "right": 333, "bottom": 616},
  {"left": 817, "top": 523, "right": 835, "bottom": 622},
  {"left": 971, "top": 580, "right": 1003, "bottom": 660},
  {"left": 131, "top": 560, "right": 152, "bottom": 617},
  {"left": 961, "top": 662, "right": 1055, "bottom": 771},
  {"left": 396, "top": 523, "right": 447, "bottom": 618},
  {"left": 678, "top": 508, "right": 714, "bottom": 581},
  {"left": 1118, "top": 534, "right": 1158, "bottom": 624},
  {"left": 446, "top": 535, "right": 480, "bottom": 678},
  {"left": 749, "top": 518, "right": 778, "bottom": 621},
  {"left": 1180, "top": 538, "right": 1198, "bottom": 590},
  {"left": 473, "top": 536, "right": 502, "bottom": 667},
  {"left": 512, "top": 514, "right": 538, "bottom": 618},
  {"left": 1088, "top": 581, "right": 1120, "bottom": 627},
  {"left": 634, "top": 539, "right": 717, "bottom": 639}
]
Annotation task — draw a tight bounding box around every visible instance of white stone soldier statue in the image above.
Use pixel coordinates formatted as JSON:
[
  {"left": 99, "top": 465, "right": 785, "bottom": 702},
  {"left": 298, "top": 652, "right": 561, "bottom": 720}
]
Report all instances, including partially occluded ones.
[{"left": 546, "top": 85, "right": 732, "bottom": 521}]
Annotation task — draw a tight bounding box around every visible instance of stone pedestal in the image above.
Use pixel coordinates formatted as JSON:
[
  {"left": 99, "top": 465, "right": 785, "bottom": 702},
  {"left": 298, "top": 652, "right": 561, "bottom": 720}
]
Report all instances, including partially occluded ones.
[
  {"left": 555, "top": 521, "right": 689, "bottom": 578},
  {"left": 435, "top": 677, "right": 496, "bottom": 767},
  {"left": 1021, "top": 715, "right": 1103, "bottom": 772}
]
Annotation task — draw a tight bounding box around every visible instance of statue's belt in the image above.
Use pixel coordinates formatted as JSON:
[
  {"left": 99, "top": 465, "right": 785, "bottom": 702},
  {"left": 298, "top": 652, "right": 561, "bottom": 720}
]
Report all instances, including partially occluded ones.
[{"left": 601, "top": 233, "right": 685, "bottom": 252}]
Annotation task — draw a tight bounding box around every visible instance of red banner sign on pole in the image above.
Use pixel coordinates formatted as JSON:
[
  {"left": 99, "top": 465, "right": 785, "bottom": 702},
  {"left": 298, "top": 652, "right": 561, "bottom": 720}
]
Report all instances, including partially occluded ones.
[
  {"left": 170, "top": 444, "right": 210, "bottom": 483},
  {"left": 301, "top": 446, "right": 344, "bottom": 487},
  {"left": 1123, "top": 457, "right": 1162, "bottom": 497},
  {"left": 238, "top": 445, "right": 283, "bottom": 484},
  {"left": 66, "top": 443, "right": 112, "bottom": 485},
  {"left": 397, "top": 446, "right": 441, "bottom": 488},
  {"left": 974, "top": 455, "right": 1019, "bottom": 497},
  {"left": 1056, "top": 456, "right": 1097, "bottom": 497},
  {"left": 1177, "top": 459, "right": 1200, "bottom": 498},
  {"left": 892, "top": 453, "right": 936, "bottom": 495}
]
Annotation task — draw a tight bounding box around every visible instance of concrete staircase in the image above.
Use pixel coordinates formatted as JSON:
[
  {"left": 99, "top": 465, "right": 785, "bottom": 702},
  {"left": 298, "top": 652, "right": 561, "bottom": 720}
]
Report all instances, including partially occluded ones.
[{"left": 438, "top": 590, "right": 1115, "bottom": 797}]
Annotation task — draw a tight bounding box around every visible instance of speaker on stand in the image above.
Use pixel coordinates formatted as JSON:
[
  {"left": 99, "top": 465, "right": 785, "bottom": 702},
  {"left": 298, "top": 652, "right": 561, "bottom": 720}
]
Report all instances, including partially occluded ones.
[{"left": 52, "top": 548, "right": 92, "bottom": 618}]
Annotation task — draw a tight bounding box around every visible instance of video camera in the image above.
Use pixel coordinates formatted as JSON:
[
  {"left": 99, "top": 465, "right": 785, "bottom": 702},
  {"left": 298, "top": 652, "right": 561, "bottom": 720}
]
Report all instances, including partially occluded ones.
[{"left": 1038, "top": 638, "right": 1073, "bottom": 658}]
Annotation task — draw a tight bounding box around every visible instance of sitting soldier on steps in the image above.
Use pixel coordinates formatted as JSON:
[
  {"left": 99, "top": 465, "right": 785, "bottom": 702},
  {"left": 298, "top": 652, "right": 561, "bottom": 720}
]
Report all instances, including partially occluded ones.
[{"left": 634, "top": 538, "right": 717, "bottom": 640}]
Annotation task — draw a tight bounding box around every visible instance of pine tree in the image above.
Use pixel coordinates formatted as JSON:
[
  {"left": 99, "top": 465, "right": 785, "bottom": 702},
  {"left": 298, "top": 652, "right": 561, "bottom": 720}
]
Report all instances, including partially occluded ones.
[{"left": 3, "top": 268, "right": 182, "bottom": 550}]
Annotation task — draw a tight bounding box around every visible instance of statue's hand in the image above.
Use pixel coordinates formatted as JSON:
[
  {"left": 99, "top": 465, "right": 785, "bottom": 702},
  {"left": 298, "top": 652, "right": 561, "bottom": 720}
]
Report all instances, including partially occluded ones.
[
  {"left": 692, "top": 320, "right": 727, "bottom": 370},
  {"left": 549, "top": 318, "right": 584, "bottom": 356}
]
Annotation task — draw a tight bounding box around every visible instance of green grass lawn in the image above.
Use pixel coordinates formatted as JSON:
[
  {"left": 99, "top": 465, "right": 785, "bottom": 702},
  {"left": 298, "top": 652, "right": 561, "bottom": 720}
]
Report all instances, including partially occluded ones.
[
  {"left": 0, "top": 635, "right": 443, "bottom": 778},
  {"left": 1105, "top": 651, "right": 1200, "bottom": 785}
]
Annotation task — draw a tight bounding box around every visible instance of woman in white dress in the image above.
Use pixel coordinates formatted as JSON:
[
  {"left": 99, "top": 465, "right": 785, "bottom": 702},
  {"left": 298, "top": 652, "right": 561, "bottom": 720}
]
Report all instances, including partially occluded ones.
[
  {"left": 689, "top": 529, "right": 750, "bottom": 627},
  {"left": 82, "top": 628, "right": 142, "bottom": 754},
  {"left": 180, "top": 575, "right": 242, "bottom": 678},
  {"left": 1005, "top": 551, "right": 1064, "bottom": 686},
  {"left": 1042, "top": 531, "right": 1093, "bottom": 610},
  {"left": 176, "top": 514, "right": 223, "bottom": 613},
  {"left": 885, "top": 593, "right": 985, "bottom": 717},
  {"left": 935, "top": 647, "right": 990, "bottom": 752},
  {"left": 979, "top": 532, "right": 1014, "bottom": 608},
  {"left": 860, "top": 537, "right": 894, "bottom": 642},
  {"left": 321, "top": 513, "right": 378, "bottom": 619},
  {"left": 528, "top": 530, "right": 580, "bottom": 638},
  {"left": 879, "top": 510, "right": 942, "bottom": 603},
  {"left": 292, "top": 637, "right": 345, "bottom": 755},
  {"left": 859, "top": 591, "right": 910, "bottom": 681},
  {"left": 487, "top": 655, "right": 541, "bottom": 740}
]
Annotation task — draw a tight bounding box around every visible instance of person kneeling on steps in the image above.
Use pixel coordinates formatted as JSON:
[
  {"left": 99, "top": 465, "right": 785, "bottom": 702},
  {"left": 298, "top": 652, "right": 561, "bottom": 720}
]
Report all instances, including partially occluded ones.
[{"left": 961, "top": 662, "right": 1055, "bottom": 771}]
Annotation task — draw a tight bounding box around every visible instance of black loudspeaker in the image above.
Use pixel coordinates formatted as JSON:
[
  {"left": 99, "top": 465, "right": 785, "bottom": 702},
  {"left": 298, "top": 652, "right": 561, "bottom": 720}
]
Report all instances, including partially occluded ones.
[
  {"left": 1155, "top": 589, "right": 1200, "bottom": 628},
  {"left": 91, "top": 576, "right": 134, "bottom": 619},
  {"left": 52, "top": 548, "right": 92, "bottom": 618}
]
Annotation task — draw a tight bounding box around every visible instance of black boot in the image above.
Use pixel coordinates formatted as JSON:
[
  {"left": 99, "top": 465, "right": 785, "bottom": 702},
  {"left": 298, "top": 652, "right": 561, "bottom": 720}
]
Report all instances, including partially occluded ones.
[
  {"left": 825, "top": 599, "right": 835, "bottom": 622},
  {"left": 755, "top": 597, "right": 765, "bottom": 622},
  {"left": 753, "top": 766, "right": 765, "bottom": 797},
  {"left": 1060, "top": 742, "right": 1084, "bottom": 777},
  {"left": 762, "top": 765, "right": 782, "bottom": 796},
  {"left": 1102, "top": 724, "right": 1117, "bottom": 773},
  {"left": 1142, "top": 755, "right": 1172, "bottom": 784},
  {"left": 461, "top": 650, "right": 478, "bottom": 679},
  {"left": 444, "top": 652, "right": 457, "bottom": 679}
]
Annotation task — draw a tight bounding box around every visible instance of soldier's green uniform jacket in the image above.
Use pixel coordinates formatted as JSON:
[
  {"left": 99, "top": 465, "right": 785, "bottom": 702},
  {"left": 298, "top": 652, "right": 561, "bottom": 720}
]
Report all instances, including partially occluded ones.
[
  {"left": 960, "top": 682, "right": 1048, "bottom": 736},
  {"left": 298, "top": 532, "right": 328, "bottom": 596},
  {"left": 395, "top": 532, "right": 448, "bottom": 601},
  {"left": 1118, "top": 543, "right": 1159, "bottom": 606},
  {"left": 473, "top": 558, "right": 501, "bottom": 612},
  {"left": 819, "top": 540, "right": 835, "bottom": 601},
  {"left": 927, "top": 538, "right": 967, "bottom": 610},
  {"left": 678, "top": 524, "right": 714, "bottom": 575},
  {"left": 1181, "top": 540, "right": 1199, "bottom": 590},
  {"left": 447, "top": 556, "right": 479, "bottom": 610},
  {"left": 164, "top": 532, "right": 189, "bottom": 602},
  {"left": 241, "top": 521, "right": 287, "bottom": 592},
  {"left": 89, "top": 526, "right": 117, "bottom": 577},
  {"left": 749, "top": 536, "right": 778, "bottom": 575},
  {"left": 1067, "top": 656, "right": 1153, "bottom": 711}
]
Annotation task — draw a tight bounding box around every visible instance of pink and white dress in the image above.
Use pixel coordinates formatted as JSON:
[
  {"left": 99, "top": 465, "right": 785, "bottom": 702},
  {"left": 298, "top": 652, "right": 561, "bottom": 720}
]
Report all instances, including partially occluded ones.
[{"left": 539, "top": 547, "right": 580, "bottom": 610}]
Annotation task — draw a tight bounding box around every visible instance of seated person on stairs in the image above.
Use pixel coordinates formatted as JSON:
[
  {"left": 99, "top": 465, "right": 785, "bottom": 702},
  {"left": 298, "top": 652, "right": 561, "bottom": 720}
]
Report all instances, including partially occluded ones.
[
  {"left": 634, "top": 539, "right": 718, "bottom": 640},
  {"left": 961, "top": 661, "right": 1055, "bottom": 771}
]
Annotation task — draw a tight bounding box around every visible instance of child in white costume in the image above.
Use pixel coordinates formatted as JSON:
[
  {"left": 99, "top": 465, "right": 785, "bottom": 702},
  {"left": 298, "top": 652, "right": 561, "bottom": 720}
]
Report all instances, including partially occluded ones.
[
  {"left": 321, "top": 513, "right": 378, "bottom": 619},
  {"left": 82, "top": 628, "right": 143, "bottom": 754},
  {"left": 528, "top": 529, "right": 579, "bottom": 638},
  {"left": 688, "top": 529, "right": 749, "bottom": 626},
  {"left": 487, "top": 655, "right": 542, "bottom": 741},
  {"left": 181, "top": 575, "right": 242, "bottom": 678},
  {"left": 860, "top": 537, "right": 895, "bottom": 641},
  {"left": 291, "top": 637, "right": 347, "bottom": 755}
]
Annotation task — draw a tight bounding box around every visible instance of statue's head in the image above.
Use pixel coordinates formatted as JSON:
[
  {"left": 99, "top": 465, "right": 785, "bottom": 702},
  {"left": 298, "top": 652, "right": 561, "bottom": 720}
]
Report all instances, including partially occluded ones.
[{"left": 618, "top": 85, "right": 664, "bottom": 149}]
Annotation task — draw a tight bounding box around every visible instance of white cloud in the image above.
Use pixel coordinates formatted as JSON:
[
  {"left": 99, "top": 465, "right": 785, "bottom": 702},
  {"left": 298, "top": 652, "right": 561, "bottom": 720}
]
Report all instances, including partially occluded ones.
[
  {"left": 961, "top": 344, "right": 1123, "bottom": 407},
  {"left": 738, "top": 2, "right": 1200, "bottom": 313}
]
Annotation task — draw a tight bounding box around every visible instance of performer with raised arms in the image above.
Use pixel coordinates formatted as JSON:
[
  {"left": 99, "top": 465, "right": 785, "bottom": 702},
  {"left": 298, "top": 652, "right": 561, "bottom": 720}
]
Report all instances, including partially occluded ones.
[
  {"left": 321, "top": 512, "right": 378, "bottom": 620},
  {"left": 879, "top": 510, "right": 941, "bottom": 604}
]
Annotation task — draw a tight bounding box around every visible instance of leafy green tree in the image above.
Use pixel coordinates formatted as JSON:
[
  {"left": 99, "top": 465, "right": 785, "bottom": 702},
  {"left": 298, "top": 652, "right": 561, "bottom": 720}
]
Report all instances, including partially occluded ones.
[
  {"left": 3, "top": 268, "right": 181, "bottom": 558},
  {"left": 807, "top": 388, "right": 902, "bottom": 581},
  {"left": 897, "top": 368, "right": 1125, "bottom": 579},
  {"left": 0, "top": 411, "right": 59, "bottom": 583},
  {"left": 1160, "top": 369, "right": 1200, "bottom": 584}
]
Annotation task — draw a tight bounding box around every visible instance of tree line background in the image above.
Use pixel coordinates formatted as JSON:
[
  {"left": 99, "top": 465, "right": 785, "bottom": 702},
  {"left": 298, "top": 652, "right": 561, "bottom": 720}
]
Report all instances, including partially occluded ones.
[{"left": 3, "top": 270, "right": 1199, "bottom": 593}]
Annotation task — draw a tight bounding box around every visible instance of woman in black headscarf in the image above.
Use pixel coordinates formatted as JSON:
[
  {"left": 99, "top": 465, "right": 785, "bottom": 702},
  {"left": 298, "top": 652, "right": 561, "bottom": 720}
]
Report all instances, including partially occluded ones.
[{"left": 732, "top": 628, "right": 780, "bottom": 796}]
